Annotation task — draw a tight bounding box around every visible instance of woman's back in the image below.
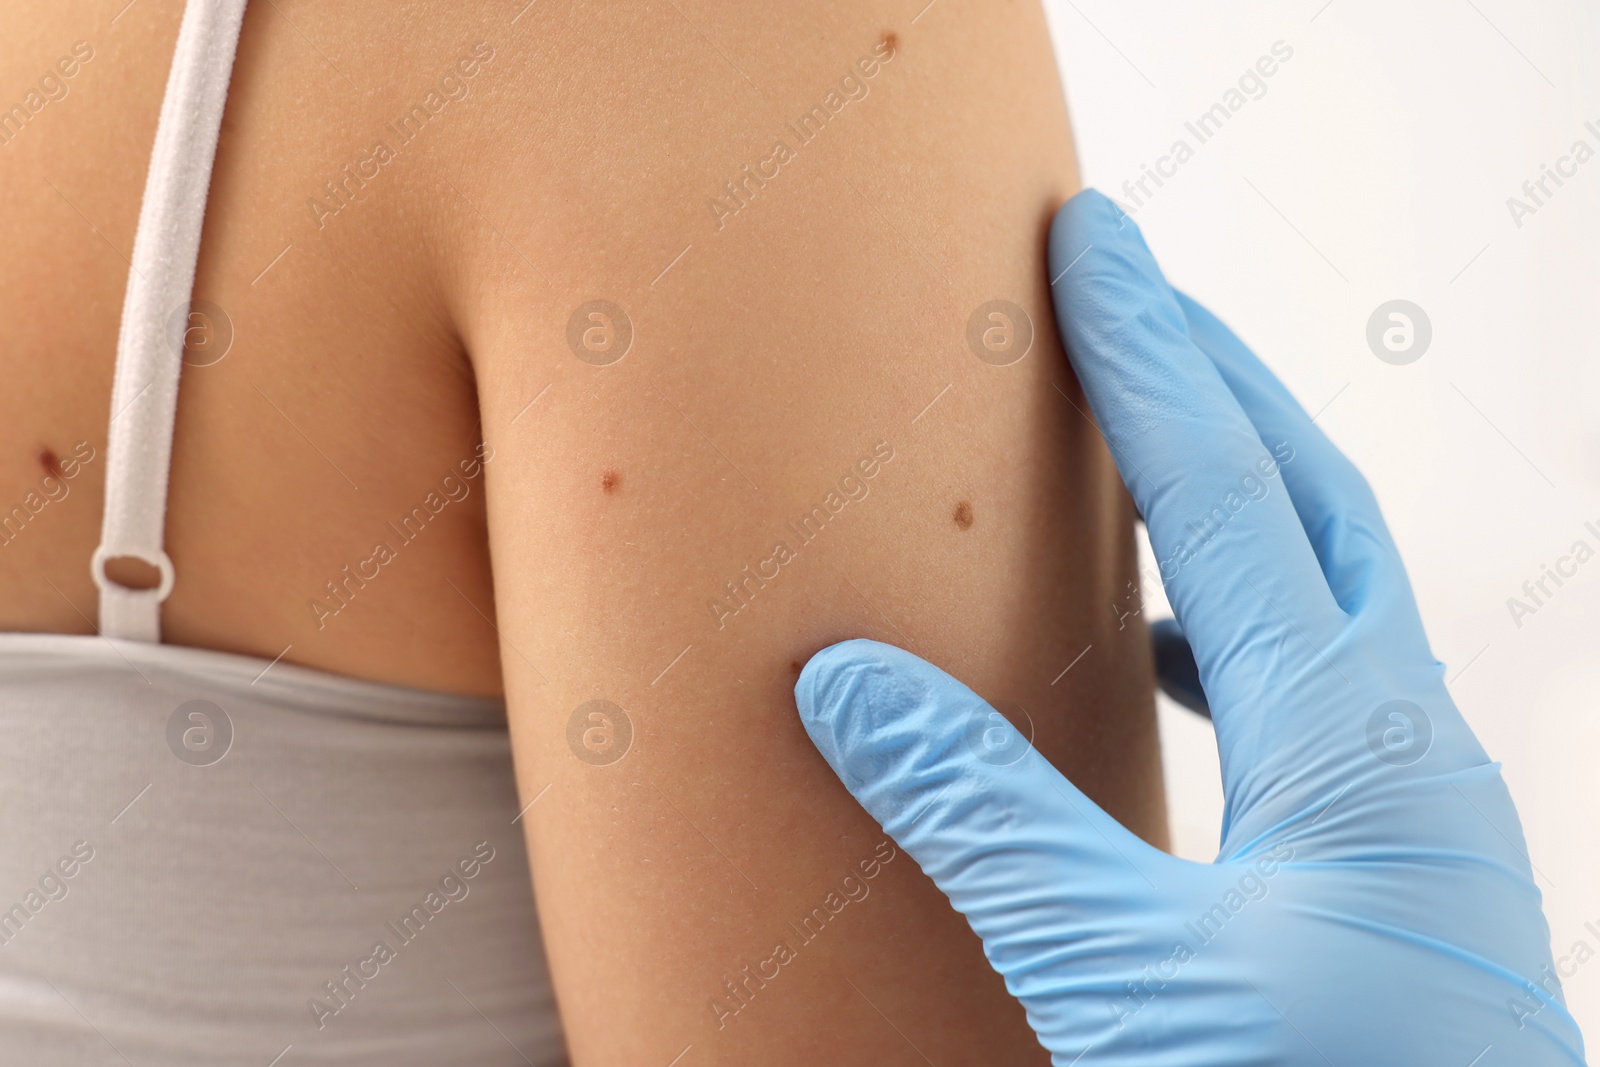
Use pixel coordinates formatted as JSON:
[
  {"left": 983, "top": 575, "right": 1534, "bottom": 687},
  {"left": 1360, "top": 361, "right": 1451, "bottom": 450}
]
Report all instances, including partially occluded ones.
[
  {"left": 0, "top": 2, "right": 1168, "bottom": 1063},
  {"left": 1, "top": 6, "right": 565, "bottom": 1062},
  {"left": 2, "top": 0, "right": 499, "bottom": 694}
]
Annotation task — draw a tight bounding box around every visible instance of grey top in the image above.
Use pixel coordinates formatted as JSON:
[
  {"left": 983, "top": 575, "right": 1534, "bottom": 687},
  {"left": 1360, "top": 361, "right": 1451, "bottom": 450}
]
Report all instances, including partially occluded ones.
[{"left": 0, "top": 635, "right": 566, "bottom": 1064}]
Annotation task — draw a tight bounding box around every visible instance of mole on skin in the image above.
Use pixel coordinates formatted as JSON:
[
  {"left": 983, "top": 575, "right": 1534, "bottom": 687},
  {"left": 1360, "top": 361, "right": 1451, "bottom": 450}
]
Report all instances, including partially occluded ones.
[
  {"left": 601, "top": 469, "right": 620, "bottom": 493},
  {"left": 953, "top": 500, "right": 974, "bottom": 531},
  {"left": 882, "top": 31, "right": 898, "bottom": 52},
  {"left": 39, "top": 449, "right": 62, "bottom": 478}
]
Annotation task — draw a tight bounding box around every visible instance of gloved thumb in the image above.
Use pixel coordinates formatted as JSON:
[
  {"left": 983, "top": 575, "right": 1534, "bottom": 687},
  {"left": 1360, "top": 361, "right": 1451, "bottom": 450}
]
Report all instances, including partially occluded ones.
[{"left": 795, "top": 639, "right": 1174, "bottom": 985}]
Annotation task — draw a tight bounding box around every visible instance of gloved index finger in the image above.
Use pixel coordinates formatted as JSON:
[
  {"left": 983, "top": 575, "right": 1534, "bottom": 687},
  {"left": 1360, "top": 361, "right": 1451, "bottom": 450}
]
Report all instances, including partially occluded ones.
[{"left": 1048, "top": 190, "right": 1346, "bottom": 711}]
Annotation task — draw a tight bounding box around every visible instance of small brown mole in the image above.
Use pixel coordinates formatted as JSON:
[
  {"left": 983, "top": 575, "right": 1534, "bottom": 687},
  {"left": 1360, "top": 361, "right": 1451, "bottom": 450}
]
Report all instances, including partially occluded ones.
[
  {"left": 881, "top": 30, "right": 898, "bottom": 54},
  {"left": 953, "top": 500, "right": 974, "bottom": 531},
  {"left": 790, "top": 659, "right": 804, "bottom": 676},
  {"left": 38, "top": 449, "right": 62, "bottom": 478},
  {"left": 601, "top": 469, "right": 620, "bottom": 493}
]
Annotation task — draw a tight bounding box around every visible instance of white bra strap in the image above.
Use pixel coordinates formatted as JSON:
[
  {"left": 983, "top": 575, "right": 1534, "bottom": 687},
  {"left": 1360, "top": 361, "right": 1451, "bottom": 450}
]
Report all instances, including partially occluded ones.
[{"left": 94, "top": 0, "right": 249, "bottom": 641}]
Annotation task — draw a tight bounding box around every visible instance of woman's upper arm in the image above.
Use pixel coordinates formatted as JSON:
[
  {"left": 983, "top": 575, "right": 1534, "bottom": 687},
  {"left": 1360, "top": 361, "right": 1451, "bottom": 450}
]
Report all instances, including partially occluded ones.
[{"left": 449, "top": 4, "right": 1164, "bottom": 1063}]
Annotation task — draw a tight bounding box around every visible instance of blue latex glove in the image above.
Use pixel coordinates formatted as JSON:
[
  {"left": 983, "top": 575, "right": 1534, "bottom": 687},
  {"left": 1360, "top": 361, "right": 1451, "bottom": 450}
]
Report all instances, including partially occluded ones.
[{"left": 795, "top": 189, "right": 1586, "bottom": 1065}]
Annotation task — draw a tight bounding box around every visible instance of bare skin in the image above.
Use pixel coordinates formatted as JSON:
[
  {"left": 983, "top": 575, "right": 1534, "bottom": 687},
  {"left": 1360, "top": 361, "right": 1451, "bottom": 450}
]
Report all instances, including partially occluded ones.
[{"left": 0, "top": 2, "right": 1166, "bottom": 1064}]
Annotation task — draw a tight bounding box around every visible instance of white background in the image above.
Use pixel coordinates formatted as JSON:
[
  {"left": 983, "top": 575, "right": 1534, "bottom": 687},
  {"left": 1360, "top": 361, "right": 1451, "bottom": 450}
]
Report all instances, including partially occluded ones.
[{"left": 1045, "top": 0, "right": 1600, "bottom": 1038}]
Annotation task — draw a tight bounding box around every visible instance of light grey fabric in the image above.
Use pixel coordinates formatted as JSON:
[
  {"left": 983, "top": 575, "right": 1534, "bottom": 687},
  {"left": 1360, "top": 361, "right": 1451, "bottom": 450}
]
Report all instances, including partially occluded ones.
[{"left": 0, "top": 634, "right": 567, "bottom": 1065}]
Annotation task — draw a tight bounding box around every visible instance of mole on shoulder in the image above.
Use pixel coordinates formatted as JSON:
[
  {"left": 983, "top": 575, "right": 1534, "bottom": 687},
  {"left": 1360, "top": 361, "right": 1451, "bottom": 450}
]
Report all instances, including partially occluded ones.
[
  {"left": 790, "top": 659, "right": 803, "bottom": 676},
  {"left": 953, "top": 500, "right": 974, "bottom": 531},
  {"left": 882, "top": 30, "right": 898, "bottom": 53},
  {"left": 38, "top": 449, "right": 61, "bottom": 478},
  {"left": 601, "top": 469, "right": 620, "bottom": 493}
]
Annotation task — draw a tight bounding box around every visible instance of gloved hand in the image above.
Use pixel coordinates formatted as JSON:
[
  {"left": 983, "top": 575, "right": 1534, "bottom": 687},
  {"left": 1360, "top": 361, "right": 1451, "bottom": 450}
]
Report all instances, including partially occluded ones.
[{"left": 794, "top": 189, "right": 1586, "bottom": 1065}]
